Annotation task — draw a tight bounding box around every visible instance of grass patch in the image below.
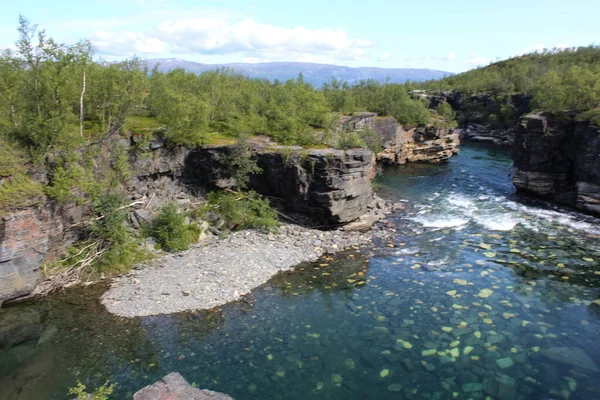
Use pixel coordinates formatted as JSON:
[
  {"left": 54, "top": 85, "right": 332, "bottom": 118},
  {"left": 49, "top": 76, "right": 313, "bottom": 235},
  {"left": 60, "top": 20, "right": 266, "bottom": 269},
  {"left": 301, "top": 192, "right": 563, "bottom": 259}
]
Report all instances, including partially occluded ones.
[
  {"left": 203, "top": 132, "right": 237, "bottom": 146},
  {"left": 123, "top": 114, "right": 164, "bottom": 136},
  {"left": 0, "top": 140, "right": 28, "bottom": 177},
  {"left": 0, "top": 175, "right": 44, "bottom": 214}
]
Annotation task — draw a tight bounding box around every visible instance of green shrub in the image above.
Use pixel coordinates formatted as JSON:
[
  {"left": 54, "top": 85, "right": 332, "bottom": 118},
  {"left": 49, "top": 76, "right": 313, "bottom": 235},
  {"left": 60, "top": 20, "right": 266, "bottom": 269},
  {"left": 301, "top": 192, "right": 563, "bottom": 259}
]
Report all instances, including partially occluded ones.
[
  {"left": 0, "top": 175, "right": 44, "bottom": 214},
  {"left": 337, "top": 132, "right": 365, "bottom": 150},
  {"left": 150, "top": 203, "right": 200, "bottom": 252},
  {"left": 0, "top": 140, "right": 27, "bottom": 177},
  {"left": 336, "top": 128, "right": 382, "bottom": 152},
  {"left": 88, "top": 190, "right": 149, "bottom": 274},
  {"left": 221, "top": 137, "right": 262, "bottom": 189},
  {"left": 44, "top": 162, "right": 101, "bottom": 204},
  {"left": 577, "top": 108, "right": 600, "bottom": 125},
  {"left": 205, "top": 190, "right": 279, "bottom": 231},
  {"left": 68, "top": 380, "right": 115, "bottom": 400}
]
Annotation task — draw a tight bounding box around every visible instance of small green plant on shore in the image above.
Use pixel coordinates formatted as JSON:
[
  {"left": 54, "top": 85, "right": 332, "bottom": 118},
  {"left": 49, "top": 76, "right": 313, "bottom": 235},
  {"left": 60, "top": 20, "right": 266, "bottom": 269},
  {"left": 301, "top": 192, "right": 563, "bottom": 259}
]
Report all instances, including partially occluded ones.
[
  {"left": 46, "top": 190, "right": 149, "bottom": 283},
  {"left": 68, "top": 380, "right": 115, "bottom": 400},
  {"left": 150, "top": 203, "right": 200, "bottom": 252},
  {"left": 204, "top": 190, "right": 279, "bottom": 232}
]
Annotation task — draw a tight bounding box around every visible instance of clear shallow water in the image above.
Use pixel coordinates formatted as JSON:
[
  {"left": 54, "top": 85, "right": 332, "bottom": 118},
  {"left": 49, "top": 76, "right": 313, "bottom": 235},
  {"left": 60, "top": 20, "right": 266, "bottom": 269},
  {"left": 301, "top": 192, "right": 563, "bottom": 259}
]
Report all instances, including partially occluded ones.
[{"left": 2, "top": 143, "right": 600, "bottom": 399}]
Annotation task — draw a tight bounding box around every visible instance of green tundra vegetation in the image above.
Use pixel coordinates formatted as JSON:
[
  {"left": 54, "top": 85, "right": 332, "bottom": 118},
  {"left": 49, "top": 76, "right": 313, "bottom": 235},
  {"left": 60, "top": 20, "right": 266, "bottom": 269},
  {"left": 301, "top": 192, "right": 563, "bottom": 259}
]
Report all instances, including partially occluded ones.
[{"left": 419, "top": 45, "right": 600, "bottom": 120}]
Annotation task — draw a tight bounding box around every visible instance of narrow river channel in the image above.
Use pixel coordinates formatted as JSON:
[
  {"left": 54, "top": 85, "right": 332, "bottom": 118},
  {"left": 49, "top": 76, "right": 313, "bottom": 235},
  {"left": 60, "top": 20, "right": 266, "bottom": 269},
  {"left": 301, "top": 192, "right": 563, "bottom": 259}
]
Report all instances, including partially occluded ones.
[{"left": 1, "top": 142, "right": 599, "bottom": 400}]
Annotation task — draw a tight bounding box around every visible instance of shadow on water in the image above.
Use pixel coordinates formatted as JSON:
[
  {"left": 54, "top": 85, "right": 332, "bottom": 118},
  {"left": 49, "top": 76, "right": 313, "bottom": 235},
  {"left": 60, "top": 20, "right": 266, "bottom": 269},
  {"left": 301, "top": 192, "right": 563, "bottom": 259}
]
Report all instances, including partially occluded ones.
[{"left": 1, "top": 142, "right": 600, "bottom": 399}]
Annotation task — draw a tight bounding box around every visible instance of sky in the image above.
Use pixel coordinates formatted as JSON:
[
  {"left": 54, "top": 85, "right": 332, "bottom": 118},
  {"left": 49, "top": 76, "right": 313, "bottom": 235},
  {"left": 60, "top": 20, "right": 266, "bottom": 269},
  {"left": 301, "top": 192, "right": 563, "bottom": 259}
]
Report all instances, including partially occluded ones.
[{"left": 0, "top": 0, "right": 598, "bottom": 73}]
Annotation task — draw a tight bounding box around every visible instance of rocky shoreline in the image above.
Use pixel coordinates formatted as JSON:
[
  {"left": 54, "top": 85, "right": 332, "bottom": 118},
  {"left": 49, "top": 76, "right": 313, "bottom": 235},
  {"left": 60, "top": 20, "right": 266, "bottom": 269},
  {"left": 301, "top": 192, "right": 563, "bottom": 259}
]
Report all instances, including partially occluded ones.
[{"left": 101, "top": 198, "right": 401, "bottom": 318}]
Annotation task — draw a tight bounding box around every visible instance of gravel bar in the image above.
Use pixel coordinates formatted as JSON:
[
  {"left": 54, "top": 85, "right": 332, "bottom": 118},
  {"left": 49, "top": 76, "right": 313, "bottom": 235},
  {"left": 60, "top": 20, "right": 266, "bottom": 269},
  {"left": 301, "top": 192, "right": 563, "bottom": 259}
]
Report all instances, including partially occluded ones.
[{"left": 101, "top": 224, "right": 374, "bottom": 317}]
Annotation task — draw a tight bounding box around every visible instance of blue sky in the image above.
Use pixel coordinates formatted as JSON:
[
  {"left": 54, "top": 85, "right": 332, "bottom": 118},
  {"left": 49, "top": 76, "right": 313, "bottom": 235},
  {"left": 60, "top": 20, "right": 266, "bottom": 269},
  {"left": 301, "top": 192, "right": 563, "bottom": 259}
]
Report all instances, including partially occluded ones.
[{"left": 0, "top": 0, "right": 598, "bottom": 72}]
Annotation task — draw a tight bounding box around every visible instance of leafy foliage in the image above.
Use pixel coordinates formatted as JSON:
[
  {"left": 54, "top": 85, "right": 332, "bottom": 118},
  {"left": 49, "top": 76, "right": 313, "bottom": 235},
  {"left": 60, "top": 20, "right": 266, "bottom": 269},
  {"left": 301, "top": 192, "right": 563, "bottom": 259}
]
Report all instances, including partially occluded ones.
[
  {"left": 337, "top": 128, "right": 382, "bottom": 152},
  {"left": 68, "top": 380, "right": 115, "bottom": 400},
  {"left": 221, "top": 137, "right": 262, "bottom": 189},
  {"left": 150, "top": 203, "right": 200, "bottom": 252},
  {"left": 88, "top": 190, "right": 147, "bottom": 273},
  {"left": 421, "top": 46, "right": 600, "bottom": 95},
  {"left": 204, "top": 191, "right": 279, "bottom": 232},
  {"left": 0, "top": 175, "right": 43, "bottom": 214}
]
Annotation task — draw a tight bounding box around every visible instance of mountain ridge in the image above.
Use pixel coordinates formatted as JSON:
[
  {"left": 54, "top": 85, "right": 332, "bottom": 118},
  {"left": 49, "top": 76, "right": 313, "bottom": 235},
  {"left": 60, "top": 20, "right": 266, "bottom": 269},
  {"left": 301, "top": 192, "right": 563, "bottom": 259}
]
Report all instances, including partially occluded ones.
[{"left": 146, "top": 58, "right": 452, "bottom": 86}]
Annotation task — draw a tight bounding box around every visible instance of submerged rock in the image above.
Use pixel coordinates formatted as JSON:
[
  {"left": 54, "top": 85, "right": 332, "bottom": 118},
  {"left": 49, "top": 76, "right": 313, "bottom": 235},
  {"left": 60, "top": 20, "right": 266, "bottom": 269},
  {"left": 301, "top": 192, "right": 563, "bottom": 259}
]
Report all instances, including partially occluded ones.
[
  {"left": 133, "top": 372, "right": 234, "bottom": 400},
  {"left": 540, "top": 347, "right": 599, "bottom": 372},
  {"left": 0, "top": 308, "right": 42, "bottom": 348}
]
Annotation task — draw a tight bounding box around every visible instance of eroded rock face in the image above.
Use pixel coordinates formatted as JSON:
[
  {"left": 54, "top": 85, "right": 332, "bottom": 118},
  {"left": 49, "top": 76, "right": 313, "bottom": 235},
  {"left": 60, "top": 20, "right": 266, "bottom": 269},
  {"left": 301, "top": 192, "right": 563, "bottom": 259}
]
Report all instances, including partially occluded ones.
[
  {"left": 133, "top": 373, "right": 235, "bottom": 400},
  {"left": 341, "top": 113, "right": 460, "bottom": 164},
  {"left": 512, "top": 113, "right": 600, "bottom": 214},
  {"left": 414, "top": 91, "right": 532, "bottom": 147},
  {"left": 187, "top": 146, "right": 376, "bottom": 224},
  {"left": 0, "top": 203, "right": 88, "bottom": 304}
]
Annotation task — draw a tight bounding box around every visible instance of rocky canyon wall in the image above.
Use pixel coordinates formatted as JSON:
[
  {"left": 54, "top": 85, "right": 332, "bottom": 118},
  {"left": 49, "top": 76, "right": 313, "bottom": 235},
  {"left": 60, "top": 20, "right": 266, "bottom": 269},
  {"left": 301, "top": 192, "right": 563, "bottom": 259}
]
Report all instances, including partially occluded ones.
[
  {"left": 414, "top": 91, "right": 532, "bottom": 147},
  {"left": 340, "top": 113, "right": 460, "bottom": 164},
  {"left": 512, "top": 113, "right": 600, "bottom": 214},
  {"left": 186, "top": 146, "right": 376, "bottom": 225}
]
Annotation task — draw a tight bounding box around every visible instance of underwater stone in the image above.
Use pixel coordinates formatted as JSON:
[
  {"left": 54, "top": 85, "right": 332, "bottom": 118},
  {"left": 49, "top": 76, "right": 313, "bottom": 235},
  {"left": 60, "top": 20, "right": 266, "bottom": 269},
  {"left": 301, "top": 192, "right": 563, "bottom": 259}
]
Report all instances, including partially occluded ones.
[
  {"left": 461, "top": 383, "right": 483, "bottom": 393},
  {"left": 496, "top": 357, "right": 514, "bottom": 369},
  {"left": 540, "top": 347, "right": 599, "bottom": 372},
  {"left": 388, "top": 384, "right": 402, "bottom": 392}
]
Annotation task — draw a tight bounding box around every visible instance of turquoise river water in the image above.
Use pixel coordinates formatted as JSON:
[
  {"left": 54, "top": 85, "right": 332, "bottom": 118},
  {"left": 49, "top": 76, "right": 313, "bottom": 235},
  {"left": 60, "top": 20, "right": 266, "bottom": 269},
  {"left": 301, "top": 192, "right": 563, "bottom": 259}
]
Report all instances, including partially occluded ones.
[{"left": 1, "top": 143, "right": 600, "bottom": 399}]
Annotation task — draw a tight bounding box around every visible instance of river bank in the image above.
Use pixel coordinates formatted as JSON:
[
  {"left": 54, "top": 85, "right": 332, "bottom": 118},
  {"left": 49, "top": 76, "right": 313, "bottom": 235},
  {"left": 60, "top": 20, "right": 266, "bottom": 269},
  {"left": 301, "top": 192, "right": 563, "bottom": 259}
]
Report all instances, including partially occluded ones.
[{"left": 101, "top": 198, "right": 401, "bottom": 317}]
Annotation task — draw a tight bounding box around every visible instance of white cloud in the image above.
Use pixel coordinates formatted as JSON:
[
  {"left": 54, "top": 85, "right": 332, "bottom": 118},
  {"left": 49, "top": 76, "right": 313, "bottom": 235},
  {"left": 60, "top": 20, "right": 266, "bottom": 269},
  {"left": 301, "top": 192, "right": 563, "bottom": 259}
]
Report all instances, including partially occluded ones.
[
  {"left": 93, "top": 30, "right": 168, "bottom": 55},
  {"left": 377, "top": 53, "right": 390, "bottom": 62},
  {"left": 444, "top": 51, "right": 456, "bottom": 61},
  {"left": 466, "top": 53, "right": 490, "bottom": 66},
  {"left": 406, "top": 61, "right": 417, "bottom": 68},
  {"left": 91, "top": 18, "right": 376, "bottom": 63},
  {"left": 417, "top": 51, "right": 456, "bottom": 62}
]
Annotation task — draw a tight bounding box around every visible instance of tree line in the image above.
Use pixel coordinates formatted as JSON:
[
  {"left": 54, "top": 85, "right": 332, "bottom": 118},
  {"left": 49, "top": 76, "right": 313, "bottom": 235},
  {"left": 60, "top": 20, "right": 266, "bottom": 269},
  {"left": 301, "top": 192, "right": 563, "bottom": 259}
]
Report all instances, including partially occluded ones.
[{"left": 419, "top": 45, "right": 600, "bottom": 115}]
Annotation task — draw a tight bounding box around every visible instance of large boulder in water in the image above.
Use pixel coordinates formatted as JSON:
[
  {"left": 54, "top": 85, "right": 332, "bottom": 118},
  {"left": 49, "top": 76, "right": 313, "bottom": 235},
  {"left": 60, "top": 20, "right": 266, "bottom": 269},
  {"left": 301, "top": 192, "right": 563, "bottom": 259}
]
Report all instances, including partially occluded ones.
[
  {"left": 540, "top": 347, "right": 599, "bottom": 372},
  {"left": 133, "top": 372, "right": 235, "bottom": 400},
  {"left": 0, "top": 308, "right": 42, "bottom": 348}
]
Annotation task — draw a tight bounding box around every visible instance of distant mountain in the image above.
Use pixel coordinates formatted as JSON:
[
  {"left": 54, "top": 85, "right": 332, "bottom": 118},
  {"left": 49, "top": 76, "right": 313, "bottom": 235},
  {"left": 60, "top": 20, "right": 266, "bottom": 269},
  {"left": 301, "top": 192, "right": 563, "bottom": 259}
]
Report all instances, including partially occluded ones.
[{"left": 145, "top": 58, "right": 452, "bottom": 86}]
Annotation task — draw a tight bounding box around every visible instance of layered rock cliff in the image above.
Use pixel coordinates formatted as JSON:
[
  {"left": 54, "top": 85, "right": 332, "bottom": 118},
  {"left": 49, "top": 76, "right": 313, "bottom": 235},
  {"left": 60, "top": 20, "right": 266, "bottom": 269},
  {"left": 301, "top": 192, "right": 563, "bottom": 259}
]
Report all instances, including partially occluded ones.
[
  {"left": 187, "top": 146, "right": 376, "bottom": 224},
  {"left": 0, "top": 203, "right": 89, "bottom": 305},
  {"left": 414, "top": 91, "right": 532, "bottom": 147},
  {"left": 340, "top": 113, "right": 460, "bottom": 164},
  {"left": 512, "top": 113, "right": 600, "bottom": 214}
]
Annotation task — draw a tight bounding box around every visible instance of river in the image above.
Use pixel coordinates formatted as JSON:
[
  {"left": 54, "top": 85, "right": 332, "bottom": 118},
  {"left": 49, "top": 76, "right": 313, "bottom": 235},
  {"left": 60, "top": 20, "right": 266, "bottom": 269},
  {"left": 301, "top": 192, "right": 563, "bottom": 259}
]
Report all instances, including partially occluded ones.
[{"left": 1, "top": 142, "right": 599, "bottom": 399}]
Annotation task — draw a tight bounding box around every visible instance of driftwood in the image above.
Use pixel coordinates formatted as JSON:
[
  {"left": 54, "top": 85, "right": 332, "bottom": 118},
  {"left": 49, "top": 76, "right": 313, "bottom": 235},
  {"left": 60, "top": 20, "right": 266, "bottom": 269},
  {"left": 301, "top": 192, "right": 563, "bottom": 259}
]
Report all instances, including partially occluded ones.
[
  {"left": 31, "top": 199, "right": 146, "bottom": 298},
  {"left": 32, "top": 240, "right": 106, "bottom": 297}
]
